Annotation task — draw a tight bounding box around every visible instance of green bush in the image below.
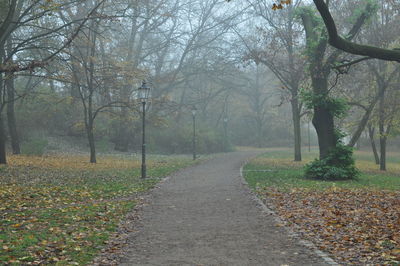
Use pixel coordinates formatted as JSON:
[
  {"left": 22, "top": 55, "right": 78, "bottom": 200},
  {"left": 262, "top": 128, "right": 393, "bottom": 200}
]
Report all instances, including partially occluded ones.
[
  {"left": 21, "top": 139, "right": 48, "bottom": 156},
  {"left": 305, "top": 144, "right": 359, "bottom": 180},
  {"left": 301, "top": 87, "right": 358, "bottom": 181}
]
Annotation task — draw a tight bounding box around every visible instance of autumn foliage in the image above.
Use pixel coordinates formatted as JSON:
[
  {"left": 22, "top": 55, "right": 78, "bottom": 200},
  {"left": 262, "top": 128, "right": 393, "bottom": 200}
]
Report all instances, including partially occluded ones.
[
  {"left": 272, "top": 0, "right": 291, "bottom": 10},
  {"left": 246, "top": 149, "right": 400, "bottom": 265},
  {"left": 263, "top": 188, "right": 400, "bottom": 264},
  {"left": 0, "top": 155, "right": 193, "bottom": 264}
]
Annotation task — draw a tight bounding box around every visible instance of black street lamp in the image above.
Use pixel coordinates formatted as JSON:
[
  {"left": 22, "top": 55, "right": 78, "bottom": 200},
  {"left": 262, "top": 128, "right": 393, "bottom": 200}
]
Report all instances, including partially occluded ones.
[
  {"left": 138, "top": 81, "right": 151, "bottom": 179},
  {"left": 223, "top": 117, "right": 228, "bottom": 151},
  {"left": 192, "top": 106, "right": 197, "bottom": 160}
]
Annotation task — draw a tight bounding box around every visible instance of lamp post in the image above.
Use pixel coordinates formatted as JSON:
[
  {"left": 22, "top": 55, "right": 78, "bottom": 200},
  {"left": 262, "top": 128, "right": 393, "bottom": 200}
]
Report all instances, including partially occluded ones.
[
  {"left": 192, "top": 106, "right": 197, "bottom": 160},
  {"left": 223, "top": 117, "right": 228, "bottom": 152},
  {"left": 138, "top": 81, "right": 150, "bottom": 179}
]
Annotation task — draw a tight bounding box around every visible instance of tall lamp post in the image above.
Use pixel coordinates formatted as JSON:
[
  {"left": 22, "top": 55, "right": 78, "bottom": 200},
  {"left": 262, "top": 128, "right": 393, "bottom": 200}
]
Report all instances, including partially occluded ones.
[
  {"left": 192, "top": 106, "right": 197, "bottom": 160},
  {"left": 138, "top": 81, "right": 151, "bottom": 179}
]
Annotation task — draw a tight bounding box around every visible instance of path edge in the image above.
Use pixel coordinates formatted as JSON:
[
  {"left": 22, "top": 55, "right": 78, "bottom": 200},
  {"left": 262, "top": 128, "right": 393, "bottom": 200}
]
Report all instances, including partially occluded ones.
[
  {"left": 239, "top": 163, "right": 339, "bottom": 266},
  {"left": 90, "top": 156, "right": 215, "bottom": 265}
]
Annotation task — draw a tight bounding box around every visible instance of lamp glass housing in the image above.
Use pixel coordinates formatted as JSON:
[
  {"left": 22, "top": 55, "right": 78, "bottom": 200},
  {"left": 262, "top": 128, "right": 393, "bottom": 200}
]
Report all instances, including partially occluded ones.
[{"left": 138, "top": 81, "right": 151, "bottom": 103}]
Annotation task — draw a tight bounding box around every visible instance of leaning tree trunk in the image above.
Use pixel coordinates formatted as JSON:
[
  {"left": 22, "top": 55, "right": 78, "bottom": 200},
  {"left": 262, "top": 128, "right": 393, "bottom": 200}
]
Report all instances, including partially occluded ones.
[
  {"left": 368, "top": 125, "right": 380, "bottom": 165},
  {"left": 291, "top": 97, "right": 302, "bottom": 161},
  {"left": 5, "top": 73, "right": 20, "bottom": 154},
  {"left": 347, "top": 87, "right": 383, "bottom": 147}
]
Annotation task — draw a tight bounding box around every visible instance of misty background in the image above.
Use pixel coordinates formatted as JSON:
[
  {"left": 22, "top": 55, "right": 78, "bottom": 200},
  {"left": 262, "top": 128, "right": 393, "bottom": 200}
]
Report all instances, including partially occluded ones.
[{"left": 1, "top": 0, "right": 399, "bottom": 164}]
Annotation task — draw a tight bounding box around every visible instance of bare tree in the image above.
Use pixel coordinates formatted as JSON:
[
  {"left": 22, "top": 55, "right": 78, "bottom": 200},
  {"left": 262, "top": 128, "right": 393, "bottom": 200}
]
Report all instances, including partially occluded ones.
[
  {"left": 0, "top": 0, "right": 106, "bottom": 164},
  {"left": 65, "top": 1, "right": 138, "bottom": 163},
  {"left": 246, "top": 0, "right": 306, "bottom": 160}
]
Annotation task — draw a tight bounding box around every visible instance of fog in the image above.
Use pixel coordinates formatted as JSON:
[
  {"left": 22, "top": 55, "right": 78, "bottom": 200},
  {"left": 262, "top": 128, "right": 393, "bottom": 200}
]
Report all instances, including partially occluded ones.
[{"left": 0, "top": 0, "right": 399, "bottom": 167}]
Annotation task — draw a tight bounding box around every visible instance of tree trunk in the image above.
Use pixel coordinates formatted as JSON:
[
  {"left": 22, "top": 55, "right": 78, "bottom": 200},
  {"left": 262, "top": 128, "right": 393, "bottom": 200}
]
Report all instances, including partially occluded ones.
[
  {"left": 368, "top": 125, "right": 380, "bottom": 165},
  {"left": 0, "top": 45, "right": 6, "bottom": 164},
  {"left": 87, "top": 121, "right": 96, "bottom": 163},
  {"left": 311, "top": 78, "right": 337, "bottom": 159},
  {"left": 378, "top": 90, "right": 386, "bottom": 171},
  {"left": 5, "top": 73, "right": 20, "bottom": 154},
  {"left": 355, "top": 141, "right": 360, "bottom": 150},
  {"left": 5, "top": 38, "right": 20, "bottom": 154},
  {"left": 0, "top": 114, "right": 6, "bottom": 164},
  {"left": 86, "top": 21, "right": 97, "bottom": 164},
  {"left": 347, "top": 88, "right": 383, "bottom": 147},
  {"left": 313, "top": 106, "right": 336, "bottom": 159},
  {"left": 379, "top": 136, "right": 386, "bottom": 171},
  {"left": 291, "top": 97, "right": 302, "bottom": 161},
  {"left": 256, "top": 118, "right": 263, "bottom": 148}
]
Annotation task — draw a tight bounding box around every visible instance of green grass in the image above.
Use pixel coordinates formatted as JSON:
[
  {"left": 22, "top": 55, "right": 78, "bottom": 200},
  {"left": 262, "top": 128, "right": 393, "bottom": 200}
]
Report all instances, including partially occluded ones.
[
  {"left": 0, "top": 154, "right": 199, "bottom": 265},
  {"left": 244, "top": 148, "right": 400, "bottom": 191}
]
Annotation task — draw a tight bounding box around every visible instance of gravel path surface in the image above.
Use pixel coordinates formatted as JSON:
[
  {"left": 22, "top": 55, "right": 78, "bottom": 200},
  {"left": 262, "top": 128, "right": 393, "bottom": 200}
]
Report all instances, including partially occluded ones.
[{"left": 120, "top": 151, "right": 329, "bottom": 266}]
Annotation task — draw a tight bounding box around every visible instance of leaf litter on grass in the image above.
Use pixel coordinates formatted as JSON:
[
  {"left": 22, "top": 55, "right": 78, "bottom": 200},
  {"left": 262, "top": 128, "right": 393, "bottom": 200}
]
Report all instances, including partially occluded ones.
[
  {"left": 0, "top": 154, "right": 194, "bottom": 265},
  {"left": 247, "top": 149, "right": 400, "bottom": 264},
  {"left": 260, "top": 187, "right": 400, "bottom": 265}
]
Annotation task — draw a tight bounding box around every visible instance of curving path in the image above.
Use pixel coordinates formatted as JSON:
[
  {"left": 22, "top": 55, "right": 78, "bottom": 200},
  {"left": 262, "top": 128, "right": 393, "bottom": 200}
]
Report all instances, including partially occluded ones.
[{"left": 120, "top": 151, "right": 329, "bottom": 266}]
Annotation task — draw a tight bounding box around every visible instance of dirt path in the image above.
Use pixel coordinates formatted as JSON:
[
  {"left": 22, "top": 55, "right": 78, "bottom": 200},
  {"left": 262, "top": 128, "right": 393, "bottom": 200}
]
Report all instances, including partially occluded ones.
[{"left": 119, "top": 151, "right": 330, "bottom": 266}]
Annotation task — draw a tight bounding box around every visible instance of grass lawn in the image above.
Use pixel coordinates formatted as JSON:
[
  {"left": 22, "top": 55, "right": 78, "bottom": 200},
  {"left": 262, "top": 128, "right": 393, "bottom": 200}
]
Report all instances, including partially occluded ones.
[
  {"left": 244, "top": 147, "right": 400, "bottom": 191},
  {"left": 244, "top": 148, "right": 400, "bottom": 265},
  {"left": 0, "top": 154, "right": 197, "bottom": 265}
]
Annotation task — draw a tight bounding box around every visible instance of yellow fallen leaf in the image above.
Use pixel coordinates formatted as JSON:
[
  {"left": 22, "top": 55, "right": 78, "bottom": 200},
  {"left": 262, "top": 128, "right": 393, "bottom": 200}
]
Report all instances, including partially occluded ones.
[{"left": 391, "top": 249, "right": 400, "bottom": 255}]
